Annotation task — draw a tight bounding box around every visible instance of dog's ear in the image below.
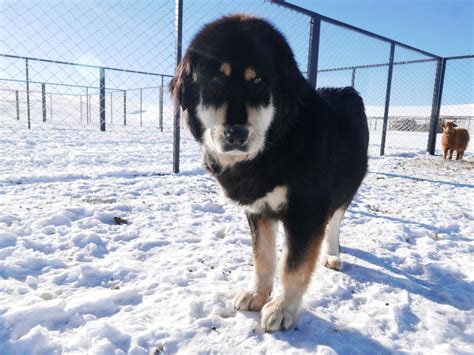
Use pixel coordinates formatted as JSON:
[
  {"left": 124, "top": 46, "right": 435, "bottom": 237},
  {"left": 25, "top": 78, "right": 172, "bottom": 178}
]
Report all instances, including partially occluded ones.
[
  {"left": 442, "top": 122, "right": 446, "bottom": 128},
  {"left": 264, "top": 25, "right": 307, "bottom": 121},
  {"left": 274, "top": 41, "right": 305, "bottom": 119},
  {"left": 169, "top": 52, "right": 195, "bottom": 111}
]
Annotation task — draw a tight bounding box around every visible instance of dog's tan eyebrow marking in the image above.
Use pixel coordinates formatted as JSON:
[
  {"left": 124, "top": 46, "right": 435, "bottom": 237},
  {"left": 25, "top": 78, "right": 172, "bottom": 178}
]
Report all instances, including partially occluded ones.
[
  {"left": 219, "top": 62, "right": 232, "bottom": 77},
  {"left": 244, "top": 67, "right": 257, "bottom": 81}
]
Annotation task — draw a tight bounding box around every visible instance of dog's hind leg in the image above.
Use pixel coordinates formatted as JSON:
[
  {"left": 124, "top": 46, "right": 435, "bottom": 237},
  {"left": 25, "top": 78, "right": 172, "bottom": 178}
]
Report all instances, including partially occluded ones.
[
  {"left": 320, "top": 206, "right": 346, "bottom": 271},
  {"left": 233, "top": 214, "right": 277, "bottom": 312}
]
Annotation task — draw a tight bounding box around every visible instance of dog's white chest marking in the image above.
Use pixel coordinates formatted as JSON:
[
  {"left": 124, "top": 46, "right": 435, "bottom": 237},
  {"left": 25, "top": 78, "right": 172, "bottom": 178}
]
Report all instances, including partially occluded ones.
[{"left": 245, "top": 185, "right": 287, "bottom": 214}]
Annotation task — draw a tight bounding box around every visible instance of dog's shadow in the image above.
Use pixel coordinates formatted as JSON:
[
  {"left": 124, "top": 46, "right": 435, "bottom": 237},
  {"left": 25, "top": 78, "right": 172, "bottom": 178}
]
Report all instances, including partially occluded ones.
[
  {"left": 240, "top": 244, "right": 472, "bottom": 352},
  {"left": 342, "top": 246, "right": 474, "bottom": 312},
  {"left": 246, "top": 310, "right": 390, "bottom": 354},
  {"left": 369, "top": 171, "right": 474, "bottom": 189}
]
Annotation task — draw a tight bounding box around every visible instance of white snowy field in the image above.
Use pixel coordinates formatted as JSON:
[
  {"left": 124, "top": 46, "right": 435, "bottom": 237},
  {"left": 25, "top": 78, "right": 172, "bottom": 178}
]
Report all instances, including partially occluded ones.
[
  {"left": 366, "top": 103, "right": 474, "bottom": 119},
  {"left": 0, "top": 125, "right": 473, "bottom": 354}
]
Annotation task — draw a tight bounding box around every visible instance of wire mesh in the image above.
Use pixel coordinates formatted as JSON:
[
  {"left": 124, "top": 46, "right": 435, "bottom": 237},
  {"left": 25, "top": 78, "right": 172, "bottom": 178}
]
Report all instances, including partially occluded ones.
[
  {"left": 438, "top": 57, "right": 474, "bottom": 154},
  {"left": 384, "top": 46, "right": 438, "bottom": 155},
  {"left": 1, "top": 0, "right": 473, "bottom": 167},
  {"left": 317, "top": 20, "right": 391, "bottom": 155},
  {"left": 2, "top": 1, "right": 175, "bottom": 73},
  {"left": 182, "top": 0, "right": 312, "bottom": 77},
  {"left": 0, "top": 2, "right": 175, "bottom": 129},
  {"left": 0, "top": 0, "right": 177, "bottom": 165}
]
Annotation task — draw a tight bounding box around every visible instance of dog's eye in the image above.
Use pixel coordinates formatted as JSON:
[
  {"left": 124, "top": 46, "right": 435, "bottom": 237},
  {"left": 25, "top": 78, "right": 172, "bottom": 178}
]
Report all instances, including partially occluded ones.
[
  {"left": 252, "top": 77, "right": 262, "bottom": 85},
  {"left": 249, "top": 77, "right": 264, "bottom": 93},
  {"left": 212, "top": 75, "right": 225, "bottom": 88}
]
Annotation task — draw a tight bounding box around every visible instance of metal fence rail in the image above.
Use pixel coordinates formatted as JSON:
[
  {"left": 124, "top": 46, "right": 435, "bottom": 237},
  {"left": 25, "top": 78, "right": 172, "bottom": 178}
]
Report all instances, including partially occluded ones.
[
  {"left": 439, "top": 56, "right": 474, "bottom": 130},
  {"left": 1, "top": 0, "right": 472, "bottom": 173},
  {"left": 271, "top": 0, "right": 472, "bottom": 158},
  {"left": 1, "top": 54, "right": 173, "bottom": 131}
]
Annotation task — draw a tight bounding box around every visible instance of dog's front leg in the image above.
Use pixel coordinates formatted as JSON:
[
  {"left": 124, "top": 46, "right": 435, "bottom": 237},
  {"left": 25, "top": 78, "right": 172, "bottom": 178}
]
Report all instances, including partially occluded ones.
[
  {"left": 233, "top": 214, "right": 278, "bottom": 312},
  {"left": 261, "top": 223, "right": 324, "bottom": 331}
]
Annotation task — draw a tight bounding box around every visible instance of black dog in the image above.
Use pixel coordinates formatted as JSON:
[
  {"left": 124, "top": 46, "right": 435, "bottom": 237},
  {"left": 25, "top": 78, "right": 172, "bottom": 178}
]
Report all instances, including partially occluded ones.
[{"left": 171, "top": 14, "right": 369, "bottom": 331}]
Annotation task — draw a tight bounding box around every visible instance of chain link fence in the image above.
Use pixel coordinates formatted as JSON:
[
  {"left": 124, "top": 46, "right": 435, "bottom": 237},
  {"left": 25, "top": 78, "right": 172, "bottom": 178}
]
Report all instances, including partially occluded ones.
[
  {"left": 0, "top": 0, "right": 176, "bottom": 134},
  {"left": 438, "top": 56, "right": 474, "bottom": 154},
  {"left": 271, "top": 0, "right": 473, "bottom": 158},
  {"left": 0, "top": 55, "right": 174, "bottom": 130},
  {"left": 316, "top": 19, "right": 392, "bottom": 156},
  {"left": 271, "top": 1, "right": 443, "bottom": 156},
  {"left": 1, "top": 0, "right": 473, "bottom": 171},
  {"left": 182, "top": 0, "right": 311, "bottom": 74},
  {"left": 384, "top": 47, "right": 438, "bottom": 155}
]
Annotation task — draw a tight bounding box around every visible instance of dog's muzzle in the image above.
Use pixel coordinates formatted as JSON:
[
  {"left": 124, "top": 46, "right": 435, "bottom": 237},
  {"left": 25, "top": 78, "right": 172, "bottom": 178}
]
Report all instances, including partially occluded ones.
[{"left": 223, "top": 125, "right": 249, "bottom": 151}]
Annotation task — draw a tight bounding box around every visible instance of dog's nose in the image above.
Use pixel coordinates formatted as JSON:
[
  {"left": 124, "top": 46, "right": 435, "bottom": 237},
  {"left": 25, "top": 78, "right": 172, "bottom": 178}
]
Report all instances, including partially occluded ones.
[{"left": 224, "top": 126, "right": 249, "bottom": 147}]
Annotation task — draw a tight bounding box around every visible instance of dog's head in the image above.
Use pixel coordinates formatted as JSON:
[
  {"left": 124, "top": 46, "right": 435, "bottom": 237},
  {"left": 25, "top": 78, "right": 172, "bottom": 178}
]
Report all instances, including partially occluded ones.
[
  {"left": 442, "top": 120, "right": 457, "bottom": 134},
  {"left": 170, "top": 15, "right": 306, "bottom": 165}
]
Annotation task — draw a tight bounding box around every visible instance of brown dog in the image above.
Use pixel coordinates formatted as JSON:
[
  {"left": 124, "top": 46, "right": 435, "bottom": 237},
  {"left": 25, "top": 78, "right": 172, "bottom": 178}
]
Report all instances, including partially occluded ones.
[
  {"left": 170, "top": 15, "right": 369, "bottom": 331},
  {"left": 441, "top": 121, "right": 470, "bottom": 160}
]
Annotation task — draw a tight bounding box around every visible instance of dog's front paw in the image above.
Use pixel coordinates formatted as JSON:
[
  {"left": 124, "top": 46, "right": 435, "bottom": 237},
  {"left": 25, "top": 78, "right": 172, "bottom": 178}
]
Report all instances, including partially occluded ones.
[
  {"left": 233, "top": 290, "right": 268, "bottom": 312},
  {"left": 320, "top": 254, "right": 343, "bottom": 271},
  {"left": 260, "top": 296, "right": 300, "bottom": 332}
]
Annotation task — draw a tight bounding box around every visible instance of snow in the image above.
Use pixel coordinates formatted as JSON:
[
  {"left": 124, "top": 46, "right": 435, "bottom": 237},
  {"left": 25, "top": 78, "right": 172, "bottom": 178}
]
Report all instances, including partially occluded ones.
[
  {"left": 0, "top": 123, "right": 473, "bottom": 354},
  {"left": 366, "top": 103, "right": 474, "bottom": 118}
]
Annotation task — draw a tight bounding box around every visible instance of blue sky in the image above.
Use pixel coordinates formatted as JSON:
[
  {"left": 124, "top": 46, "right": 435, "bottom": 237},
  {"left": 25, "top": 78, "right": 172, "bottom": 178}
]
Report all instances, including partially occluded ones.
[
  {"left": 1, "top": 0, "right": 472, "bottom": 108},
  {"left": 289, "top": 0, "right": 474, "bottom": 106},
  {"left": 292, "top": 0, "right": 473, "bottom": 57}
]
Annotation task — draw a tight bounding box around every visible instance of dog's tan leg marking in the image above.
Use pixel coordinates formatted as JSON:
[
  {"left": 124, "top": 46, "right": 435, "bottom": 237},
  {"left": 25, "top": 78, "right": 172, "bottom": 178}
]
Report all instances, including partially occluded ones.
[
  {"left": 320, "top": 207, "right": 346, "bottom": 271},
  {"left": 261, "top": 233, "right": 323, "bottom": 331},
  {"left": 234, "top": 216, "right": 277, "bottom": 312}
]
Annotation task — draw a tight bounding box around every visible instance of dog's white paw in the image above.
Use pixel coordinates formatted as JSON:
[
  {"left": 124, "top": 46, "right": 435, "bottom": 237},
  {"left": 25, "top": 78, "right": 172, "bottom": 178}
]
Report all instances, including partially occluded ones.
[
  {"left": 320, "top": 254, "right": 343, "bottom": 271},
  {"left": 233, "top": 290, "right": 268, "bottom": 312},
  {"left": 260, "top": 296, "right": 300, "bottom": 332}
]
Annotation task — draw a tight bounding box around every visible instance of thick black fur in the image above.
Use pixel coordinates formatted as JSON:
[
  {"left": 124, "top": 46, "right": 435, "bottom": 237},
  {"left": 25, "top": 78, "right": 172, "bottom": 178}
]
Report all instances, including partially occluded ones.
[{"left": 171, "top": 15, "right": 369, "bottom": 271}]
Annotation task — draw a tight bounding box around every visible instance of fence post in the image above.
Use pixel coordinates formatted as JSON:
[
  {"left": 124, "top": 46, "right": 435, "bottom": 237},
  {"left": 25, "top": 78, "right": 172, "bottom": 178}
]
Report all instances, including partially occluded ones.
[
  {"left": 140, "top": 88, "right": 143, "bottom": 127},
  {"left": 16, "top": 90, "right": 20, "bottom": 120},
  {"left": 86, "top": 87, "right": 89, "bottom": 124},
  {"left": 123, "top": 90, "right": 127, "bottom": 125},
  {"left": 99, "top": 67, "right": 106, "bottom": 131},
  {"left": 173, "top": 0, "right": 183, "bottom": 173},
  {"left": 42, "top": 83, "right": 47, "bottom": 122},
  {"left": 25, "top": 58, "right": 31, "bottom": 129},
  {"left": 380, "top": 43, "right": 395, "bottom": 156},
  {"left": 351, "top": 68, "right": 356, "bottom": 87},
  {"left": 307, "top": 15, "right": 321, "bottom": 89},
  {"left": 159, "top": 75, "right": 164, "bottom": 132},
  {"left": 427, "top": 58, "right": 446, "bottom": 155},
  {"left": 110, "top": 92, "right": 113, "bottom": 124}
]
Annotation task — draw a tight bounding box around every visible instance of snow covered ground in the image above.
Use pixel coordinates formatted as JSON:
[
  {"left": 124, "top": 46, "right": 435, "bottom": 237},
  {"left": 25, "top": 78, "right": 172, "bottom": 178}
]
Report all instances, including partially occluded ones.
[{"left": 0, "top": 124, "right": 473, "bottom": 354}]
